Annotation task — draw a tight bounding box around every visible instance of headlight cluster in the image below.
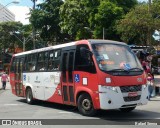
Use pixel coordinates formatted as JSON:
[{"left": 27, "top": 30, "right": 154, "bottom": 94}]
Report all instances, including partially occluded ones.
[{"left": 106, "top": 86, "right": 118, "bottom": 93}]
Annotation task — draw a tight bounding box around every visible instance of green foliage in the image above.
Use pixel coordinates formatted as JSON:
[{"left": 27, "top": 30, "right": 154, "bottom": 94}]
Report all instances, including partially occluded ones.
[
  {"left": 30, "top": 0, "right": 65, "bottom": 44},
  {"left": 60, "top": 0, "right": 137, "bottom": 40},
  {"left": 0, "top": 21, "right": 23, "bottom": 51},
  {"left": 60, "top": 0, "right": 91, "bottom": 40},
  {"left": 93, "top": 0, "right": 124, "bottom": 39},
  {"left": 116, "top": 1, "right": 160, "bottom": 45}
]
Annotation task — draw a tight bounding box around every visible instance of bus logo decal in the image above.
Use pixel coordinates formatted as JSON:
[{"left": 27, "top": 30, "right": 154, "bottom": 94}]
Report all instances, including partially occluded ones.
[
  {"left": 75, "top": 74, "right": 80, "bottom": 83},
  {"left": 23, "top": 75, "right": 26, "bottom": 81}
]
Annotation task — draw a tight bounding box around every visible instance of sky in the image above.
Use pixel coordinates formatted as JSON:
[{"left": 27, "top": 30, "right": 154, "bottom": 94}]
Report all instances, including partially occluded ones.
[
  {"left": 0, "top": 0, "right": 148, "bottom": 25},
  {"left": 0, "top": 0, "right": 43, "bottom": 25}
]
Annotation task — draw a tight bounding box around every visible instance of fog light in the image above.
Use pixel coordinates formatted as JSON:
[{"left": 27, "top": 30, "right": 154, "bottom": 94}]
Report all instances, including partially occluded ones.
[{"left": 108, "top": 100, "right": 112, "bottom": 104}]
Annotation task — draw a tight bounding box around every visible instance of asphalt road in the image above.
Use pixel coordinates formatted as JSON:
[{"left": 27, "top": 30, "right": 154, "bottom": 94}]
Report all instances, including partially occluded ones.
[{"left": 0, "top": 80, "right": 160, "bottom": 127}]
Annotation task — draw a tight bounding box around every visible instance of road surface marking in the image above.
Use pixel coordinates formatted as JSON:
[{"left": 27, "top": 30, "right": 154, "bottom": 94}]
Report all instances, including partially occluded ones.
[
  {"left": 58, "top": 111, "right": 72, "bottom": 114},
  {"left": 3, "top": 104, "right": 23, "bottom": 106}
]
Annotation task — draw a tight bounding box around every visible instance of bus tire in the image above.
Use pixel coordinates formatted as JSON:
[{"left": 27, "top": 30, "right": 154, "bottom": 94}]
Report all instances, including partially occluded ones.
[
  {"left": 119, "top": 106, "right": 136, "bottom": 112},
  {"left": 77, "top": 93, "right": 96, "bottom": 116},
  {"left": 26, "top": 88, "right": 34, "bottom": 104}
]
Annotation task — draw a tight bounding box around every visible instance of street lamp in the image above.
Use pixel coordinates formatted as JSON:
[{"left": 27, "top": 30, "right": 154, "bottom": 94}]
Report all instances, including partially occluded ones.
[
  {"left": 0, "top": 1, "right": 19, "bottom": 11},
  {"left": 10, "top": 32, "right": 32, "bottom": 52},
  {"left": 84, "top": 27, "right": 93, "bottom": 38},
  {"left": 103, "top": 27, "right": 105, "bottom": 40}
]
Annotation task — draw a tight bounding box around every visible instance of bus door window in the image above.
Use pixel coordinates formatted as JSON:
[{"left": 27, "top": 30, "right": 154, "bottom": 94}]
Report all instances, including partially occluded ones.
[
  {"left": 62, "top": 53, "right": 68, "bottom": 83},
  {"left": 62, "top": 52, "right": 68, "bottom": 102},
  {"left": 68, "top": 51, "right": 75, "bottom": 102},
  {"left": 10, "top": 57, "right": 16, "bottom": 73},
  {"left": 15, "top": 58, "right": 20, "bottom": 80},
  {"left": 68, "top": 52, "right": 74, "bottom": 83},
  {"left": 62, "top": 50, "right": 75, "bottom": 103},
  {"left": 19, "top": 57, "right": 25, "bottom": 80}
]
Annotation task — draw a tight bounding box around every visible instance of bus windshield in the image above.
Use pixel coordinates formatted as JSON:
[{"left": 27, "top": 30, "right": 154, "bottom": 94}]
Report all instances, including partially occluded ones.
[{"left": 92, "top": 43, "right": 143, "bottom": 72}]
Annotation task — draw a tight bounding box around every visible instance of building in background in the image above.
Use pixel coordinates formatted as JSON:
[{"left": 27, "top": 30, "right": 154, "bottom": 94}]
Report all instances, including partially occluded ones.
[{"left": 0, "top": 4, "right": 15, "bottom": 22}]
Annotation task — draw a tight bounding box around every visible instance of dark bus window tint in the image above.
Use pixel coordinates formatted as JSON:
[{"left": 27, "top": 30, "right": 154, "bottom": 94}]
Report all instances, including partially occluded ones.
[
  {"left": 48, "top": 50, "right": 54, "bottom": 71},
  {"left": 48, "top": 49, "right": 61, "bottom": 71},
  {"left": 10, "top": 57, "right": 16, "bottom": 72},
  {"left": 62, "top": 53, "right": 68, "bottom": 82},
  {"left": 37, "top": 52, "right": 48, "bottom": 71},
  {"left": 26, "top": 53, "right": 37, "bottom": 72},
  {"left": 20, "top": 57, "right": 25, "bottom": 72},
  {"left": 75, "top": 45, "right": 96, "bottom": 73},
  {"left": 53, "top": 50, "right": 61, "bottom": 70},
  {"left": 68, "top": 52, "right": 74, "bottom": 82}
]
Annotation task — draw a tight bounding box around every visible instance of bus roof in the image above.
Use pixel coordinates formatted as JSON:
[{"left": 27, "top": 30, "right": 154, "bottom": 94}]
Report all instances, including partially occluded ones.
[
  {"left": 88, "top": 39, "right": 126, "bottom": 45},
  {"left": 14, "top": 39, "right": 127, "bottom": 56}
]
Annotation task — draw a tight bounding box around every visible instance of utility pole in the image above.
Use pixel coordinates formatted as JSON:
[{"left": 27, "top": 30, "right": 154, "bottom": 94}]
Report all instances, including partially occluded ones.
[
  {"left": 32, "top": 0, "right": 37, "bottom": 49},
  {"left": 147, "top": 0, "right": 152, "bottom": 46},
  {"left": 103, "top": 27, "right": 105, "bottom": 40}
]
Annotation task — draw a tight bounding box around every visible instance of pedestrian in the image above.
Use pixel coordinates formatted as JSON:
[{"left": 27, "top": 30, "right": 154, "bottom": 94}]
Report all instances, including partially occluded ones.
[
  {"left": 1, "top": 72, "right": 9, "bottom": 90},
  {"left": 147, "top": 73, "right": 154, "bottom": 100}
]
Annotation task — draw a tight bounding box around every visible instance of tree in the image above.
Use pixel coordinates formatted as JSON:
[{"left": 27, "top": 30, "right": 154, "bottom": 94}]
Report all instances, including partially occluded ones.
[
  {"left": 60, "top": 0, "right": 137, "bottom": 40},
  {"left": 60, "top": 0, "right": 94, "bottom": 40},
  {"left": 0, "top": 21, "right": 23, "bottom": 52},
  {"left": 30, "top": 0, "right": 65, "bottom": 44},
  {"left": 93, "top": 0, "right": 124, "bottom": 40},
  {"left": 116, "top": 1, "right": 160, "bottom": 45}
]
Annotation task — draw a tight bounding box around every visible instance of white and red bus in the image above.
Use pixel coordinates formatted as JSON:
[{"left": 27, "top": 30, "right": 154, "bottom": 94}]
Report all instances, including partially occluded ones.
[{"left": 9, "top": 39, "right": 148, "bottom": 116}]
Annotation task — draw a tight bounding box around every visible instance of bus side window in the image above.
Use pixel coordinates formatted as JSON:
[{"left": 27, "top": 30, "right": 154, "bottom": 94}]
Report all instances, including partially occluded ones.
[
  {"left": 37, "top": 52, "right": 48, "bottom": 71},
  {"left": 48, "top": 50, "right": 61, "bottom": 71},
  {"left": 53, "top": 50, "right": 61, "bottom": 70},
  {"left": 26, "top": 53, "right": 37, "bottom": 72},
  {"left": 48, "top": 51, "right": 54, "bottom": 71}
]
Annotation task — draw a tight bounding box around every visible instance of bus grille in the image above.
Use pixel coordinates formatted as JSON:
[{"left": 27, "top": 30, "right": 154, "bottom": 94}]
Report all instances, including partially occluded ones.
[
  {"left": 120, "top": 85, "right": 142, "bottom": 93},
  {"left": 123, "top": 95, "right": 141, "bottom": 102}
]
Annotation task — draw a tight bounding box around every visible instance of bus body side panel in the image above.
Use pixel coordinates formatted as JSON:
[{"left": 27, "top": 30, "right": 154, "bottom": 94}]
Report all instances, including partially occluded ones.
[
  {"left": 97, "top": 72, "right": 148, "bottom": 110},
  {"left": 23, "top": 72, "right": 63, "bottom": 104},
  {"left": 44, "top": 72, "right": 63, "bottom": 104},
  {"left": 74, "top": 71, "right": 100, "bottom": 109}
]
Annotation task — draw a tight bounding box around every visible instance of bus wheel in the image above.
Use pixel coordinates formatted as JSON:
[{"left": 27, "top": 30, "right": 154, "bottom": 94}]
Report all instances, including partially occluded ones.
[
  {"left": 77, "top": 94, "right": 96, "bottom": 116},
  {"left": 26, "top": 88, "right": 34, "bottom": 104},
  {"left": 119, "top": 106, "right": 136, "bottom": 112}
]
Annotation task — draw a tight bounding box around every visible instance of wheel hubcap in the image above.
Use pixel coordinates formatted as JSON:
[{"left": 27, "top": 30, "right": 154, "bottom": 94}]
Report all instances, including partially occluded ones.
[{"left": 82, "top": 99, "right": 91, "bottom": 111}]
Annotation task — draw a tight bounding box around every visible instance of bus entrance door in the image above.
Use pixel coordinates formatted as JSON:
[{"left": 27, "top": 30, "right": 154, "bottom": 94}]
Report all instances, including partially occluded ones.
[
  {"left": 62, "top": 51, "right": 75, "bottom": 105},
  {"left": 15, "top": 57, "right": 25, "bottom": 97}
]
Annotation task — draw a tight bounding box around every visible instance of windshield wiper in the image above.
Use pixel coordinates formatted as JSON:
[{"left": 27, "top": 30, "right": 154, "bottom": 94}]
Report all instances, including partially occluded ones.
[
  {"left": 128, "top": 68, "right": 143, "bottom": 71},
  {"left": 107, "top": 68, "right": 129, "bottom": 72},
  {"left": 107, "top": 68, "right": 143, "bottom": 72}
]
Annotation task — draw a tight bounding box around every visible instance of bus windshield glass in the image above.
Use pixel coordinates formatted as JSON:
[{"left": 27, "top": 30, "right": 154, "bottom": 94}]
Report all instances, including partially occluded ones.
[{"left": 92, "top": 43, "right": 143, "bottom": 72}]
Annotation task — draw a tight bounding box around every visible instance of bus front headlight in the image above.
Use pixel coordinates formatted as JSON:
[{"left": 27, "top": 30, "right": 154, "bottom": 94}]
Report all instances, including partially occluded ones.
[{"left": 106, "top": 86, "right": 118, "bottom": 93}]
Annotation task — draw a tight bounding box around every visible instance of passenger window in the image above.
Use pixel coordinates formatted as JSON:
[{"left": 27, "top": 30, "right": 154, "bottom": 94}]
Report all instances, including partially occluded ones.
[
  {"left": 26, "top": 53, "right": 37, "bottom": 72},
  {"left": 37, "top": 52, "right": 48, "bottom": 71},
  {"left": 48, "top": 50, "right": 61, "bottom": 71}
]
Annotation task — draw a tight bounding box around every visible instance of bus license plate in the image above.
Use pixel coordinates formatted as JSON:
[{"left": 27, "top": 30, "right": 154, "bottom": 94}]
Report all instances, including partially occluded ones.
[{"left": 128, "top": 92, "right": 138, "bottom": 97}]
